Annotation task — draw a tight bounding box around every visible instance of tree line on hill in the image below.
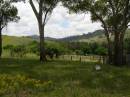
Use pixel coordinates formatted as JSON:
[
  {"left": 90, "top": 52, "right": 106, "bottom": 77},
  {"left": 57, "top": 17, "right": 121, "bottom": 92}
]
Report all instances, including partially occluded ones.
[
  {"left": 2, "top": 37, "right": 130, "bottom": 61},
  {"left": 67, "top": 38, "right": 130, "bottom": 56},
  {"left": 0, "top": 0, "right": 130, "bottom": 66}
]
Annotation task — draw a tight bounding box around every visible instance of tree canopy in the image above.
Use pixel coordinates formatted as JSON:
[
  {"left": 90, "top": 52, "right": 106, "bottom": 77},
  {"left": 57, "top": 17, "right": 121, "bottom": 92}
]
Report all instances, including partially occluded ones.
[
  {"left": 0, "top": 0, "right": 19, "bottom": 30},
  {"left": 62, "top": 0, "right": 130, "bottom": 65},
  {"left": 0, "top": 0, "right": 20, "bottom": 58}
]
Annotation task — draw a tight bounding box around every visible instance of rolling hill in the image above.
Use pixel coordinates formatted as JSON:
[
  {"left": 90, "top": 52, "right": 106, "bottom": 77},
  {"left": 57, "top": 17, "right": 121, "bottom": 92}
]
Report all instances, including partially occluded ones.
[
  {"left": 60, "top": 29, "right": 130, "bottom": 43},
  {"left": 59, "top": 30, "right": 104, "bottom": 42},
  {"left": 2, "top": 35, "right": 65, "bottom": 49},
  {"left": 2, "top": 29, "right": 130, "bottom": 47},
  {"left": 2, "top": 35, "right": 34, "bottom": 46}
]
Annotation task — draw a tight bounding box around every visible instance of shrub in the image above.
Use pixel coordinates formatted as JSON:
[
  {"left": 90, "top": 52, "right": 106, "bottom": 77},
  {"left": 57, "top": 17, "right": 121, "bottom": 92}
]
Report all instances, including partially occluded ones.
[
  {"left": 0, "top": 74, "right": 54, "bottom": 97},
  {"left": 27, "top": 41, "right": 40, "bottom": 55},
  {"left": 3, "top": 45, "right": 14, "bottom": 50},
  {"left": 95, "top": 47, "right": 107, "bottom": 56},
  {"left": 10, "top": 45, "right": 28, "bottom": 57}
]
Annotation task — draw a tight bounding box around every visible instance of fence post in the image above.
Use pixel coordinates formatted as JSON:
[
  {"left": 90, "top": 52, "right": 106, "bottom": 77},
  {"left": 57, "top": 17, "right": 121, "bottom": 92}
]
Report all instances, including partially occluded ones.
[
  {"left": 103, "top": 56, "right": 105, "bottom": 64},
  {"left": 80, "top": 56, "right": 81, "bottom": 62},
  {"left": 71, "top": 56, "right": 73, "bottom": 61},
  {"left": 63, "top": 55, "right": 64, "bottom": 60},
  {"left": 93, "top": 56, "right": 94, "bottom": 60}
]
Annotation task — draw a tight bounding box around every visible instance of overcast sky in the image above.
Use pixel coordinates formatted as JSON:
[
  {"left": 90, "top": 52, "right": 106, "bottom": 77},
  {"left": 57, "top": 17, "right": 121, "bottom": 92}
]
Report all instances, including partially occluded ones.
[{"left": 3, "top": 2, "right": 102, "bottom": 38}]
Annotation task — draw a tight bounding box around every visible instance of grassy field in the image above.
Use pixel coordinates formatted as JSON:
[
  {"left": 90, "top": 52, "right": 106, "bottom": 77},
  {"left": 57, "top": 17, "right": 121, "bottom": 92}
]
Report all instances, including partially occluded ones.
[
  {"left": 2, "top": 35, "right": 33, "bottom": 46},
  {"left": 0, "top": 57, "right": 130, "bottom": 97}
]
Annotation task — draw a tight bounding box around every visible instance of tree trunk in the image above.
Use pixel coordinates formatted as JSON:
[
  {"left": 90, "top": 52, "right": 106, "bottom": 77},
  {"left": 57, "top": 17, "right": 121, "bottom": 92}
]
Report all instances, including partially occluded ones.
[
  {"left": 39, "top": 25, "right": 47, "bottom": 62},
  {"left": 107, "top": 40, "right": 113, "bottom": 64},
  {"left": 105, "top": 33, "right": 113, "bottom": 64},
  {"left": 0, "top": 28, "right": 2, "bottom": 59},
  {"left": 114, "top": 33, "right": 124, "bottom": 66}
]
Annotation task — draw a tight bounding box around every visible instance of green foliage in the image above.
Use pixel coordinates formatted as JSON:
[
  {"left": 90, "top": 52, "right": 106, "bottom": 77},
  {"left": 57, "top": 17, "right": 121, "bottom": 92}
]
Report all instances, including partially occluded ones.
[
  {"left": 63, "top": 0, "right": 130, "bottom": 30},
  {"left": 27, "top": 40, "right": 40, "bottom": 55},
  {"left": 0, "top": 74, "right": 53, "bottom": 97},
  {"left": 10, "top": 45, "right": 28, "bottom": 57},
  {"left": 0, "top": 0, "right": 19, "bottom": 29},
  {"left": 45, "top": 41, "right": 68, "bottom": 54},
  {"left": 3, "top": 45, "right": 28, "bottom": 57},
  {"left": 37, "top": 0, "right": 59, "bottom": 13},
  {"left": 3, "top": 44, "right": 14, "bottom": 50},
  {"left": 68, "top": 42, "right": 107, "bottom": 55},
  {"left": 95, "top": 47, "right": 107, "bottom": 56},
  {"left": 125, "top": 38, "right": 130, "bottom": 54},
  {"left": 45, "top": 41, "right": 70, "bottom": 58}
]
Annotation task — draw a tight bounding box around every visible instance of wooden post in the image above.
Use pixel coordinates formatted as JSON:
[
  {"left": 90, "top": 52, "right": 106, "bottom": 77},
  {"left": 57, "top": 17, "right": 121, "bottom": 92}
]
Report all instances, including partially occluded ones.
[
  {"left": 71, "top": 56, "right": 73, "bottom": 61},
  {"left": 103, "top": 56, "right": 105, "bottom": 64},
  {"left": 93, "top": 56, "right": 94, "bottom": 60},
  {"left": 80, "top": 56, "right": 81, "bottom": 62}
]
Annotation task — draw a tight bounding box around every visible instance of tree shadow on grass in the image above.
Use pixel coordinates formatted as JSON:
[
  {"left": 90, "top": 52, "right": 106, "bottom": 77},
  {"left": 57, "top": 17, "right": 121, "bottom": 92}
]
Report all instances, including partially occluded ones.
[
  {"left": 0, "top": 57, "right": 41, "bottom": 65},
  {"left": 0, "top": 58, "right": 45, "bottom": 77},
  {"left": 0, "top": 58, "right": 82, "bottom": 79}
]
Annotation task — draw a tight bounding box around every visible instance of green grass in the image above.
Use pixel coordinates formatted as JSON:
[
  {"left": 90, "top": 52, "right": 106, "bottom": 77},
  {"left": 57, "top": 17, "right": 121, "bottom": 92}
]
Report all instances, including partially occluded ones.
[
  {"left": 0, "top": 58, "right": 130, "bottom": 97},
  {"left": 2, "top": 35, "right": 33, "bottom": 46}
]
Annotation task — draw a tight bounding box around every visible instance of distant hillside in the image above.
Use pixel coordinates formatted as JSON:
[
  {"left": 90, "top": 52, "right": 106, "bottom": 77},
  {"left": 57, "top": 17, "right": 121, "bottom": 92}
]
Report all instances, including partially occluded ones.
[
  {"left": 2, "top": 35, "right": 63, "bottom": 47},
  {"left": 59, "top": 30, "right": 104, "bottom": 42},
  {"left": 28, "top": 35, "right": 57, "bottom": 41},
  {"left": 60, "top": 29, "right": 130, "bottom": 43},
  {"left": 2, "top": 29, "right": 130, "bottom": 47},
  {"left": 2, "top": 35, "right": 34, "bottom": 46}
]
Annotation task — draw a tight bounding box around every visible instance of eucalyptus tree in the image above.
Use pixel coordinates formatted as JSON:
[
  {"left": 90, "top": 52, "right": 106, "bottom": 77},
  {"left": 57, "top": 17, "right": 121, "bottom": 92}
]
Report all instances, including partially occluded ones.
[
  {"left": 62, "top": 0, "right": 130, "bottom": 65},
  {"left": 29, "top": 0, "right": 59, "bottom": 62},
  {"left": 0, "top": 0, "right": 19, "bottom": 58},
  {"left": 10, "top": 0, "right": 25, "bottom": 2}
]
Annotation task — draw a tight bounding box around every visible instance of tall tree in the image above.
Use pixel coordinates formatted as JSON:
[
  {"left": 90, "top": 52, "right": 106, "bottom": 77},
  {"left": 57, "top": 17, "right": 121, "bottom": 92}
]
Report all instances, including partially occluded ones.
[
  {"left": 10, "top": 0, "right": 25, "bottom": 2},
  {"left": 0, "top": 0, "right": 19, "bottom": 58},
  {"left": 29, "top": 0, "right": 59, "bottom": 62},
  {"left": 62, "top": 0, "right": 130, "bottom": 65}
]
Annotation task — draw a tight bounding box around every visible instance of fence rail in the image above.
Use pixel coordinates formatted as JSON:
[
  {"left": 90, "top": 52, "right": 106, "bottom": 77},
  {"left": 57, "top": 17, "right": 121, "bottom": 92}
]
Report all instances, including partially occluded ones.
[{"left": 57, "top": 55, "right": 106, "bottom": 63}]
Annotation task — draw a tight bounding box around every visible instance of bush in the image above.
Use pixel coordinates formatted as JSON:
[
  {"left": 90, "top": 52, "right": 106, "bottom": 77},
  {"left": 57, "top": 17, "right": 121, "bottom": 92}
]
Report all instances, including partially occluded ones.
[
  {"left": 95, "top": 47, "right": 107, "bottom": 56},
  {"left": 10, "top": 45, "right": 28, "bottom": 57},
  {"left": 3, "top": 45, "right": 28, "bottom": 57},
  {"left": 27, "top": 41, "right": 40, "bottom": 55},
  {"left": 0, "top": 74, "right": 54, "bottom": 97},
  {"left": 3, "top": 45, "right": 14, "bottom": 50}
]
